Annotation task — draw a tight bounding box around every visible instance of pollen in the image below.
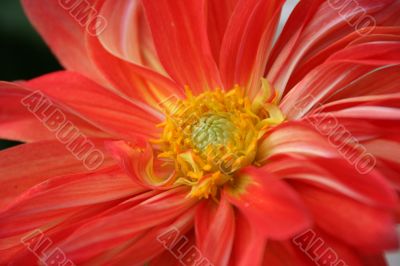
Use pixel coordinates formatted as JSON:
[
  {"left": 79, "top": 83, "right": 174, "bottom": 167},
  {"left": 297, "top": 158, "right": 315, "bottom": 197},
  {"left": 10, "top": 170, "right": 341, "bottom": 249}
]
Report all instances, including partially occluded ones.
[{"left": 153, "top": 82, "right": 284, "bottom": 199}]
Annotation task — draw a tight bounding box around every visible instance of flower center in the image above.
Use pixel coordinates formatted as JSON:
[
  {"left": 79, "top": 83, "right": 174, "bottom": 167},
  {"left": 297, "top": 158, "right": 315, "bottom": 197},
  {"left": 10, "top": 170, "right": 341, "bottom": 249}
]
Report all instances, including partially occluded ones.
[
  {"left": 191, "top": 114, "right": 236, "bottom": 150},
  {"left": 154, "top": 83, "right": 284, "bottom": 199}
]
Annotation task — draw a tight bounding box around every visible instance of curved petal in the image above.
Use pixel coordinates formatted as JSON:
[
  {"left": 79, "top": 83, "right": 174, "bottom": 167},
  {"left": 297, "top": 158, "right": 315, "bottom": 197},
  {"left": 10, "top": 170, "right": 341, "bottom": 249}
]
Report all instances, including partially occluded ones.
[
  {"left": 219, "top": 0, "right": 284, "bottom": 96},
  {"left": 266, "top": 0, "right": 398, "bottom": 96},
  {"left": 1, "top": 201, "right": 120, "bottom": 265},
  {"left": 207, "top": 0, "right": 239, "bottom": 61},
  {"left": 327, "top": 41, "right": 400, "bottom": 65},
  {"left": 290, "top": 27, "right": 400, "bottom": 87},
  {"left": 0, "top": 167, "right": 143, "bottom": 238},
  {"left": 195, "top": 198, "right": 235, "bottom": 266},
  {"left": 0, "top": 139, "right": 114, "bottom": 209},
  {"left": 283, "top": 227, "right": 381, "bottom": 266},
  {"left": 280, "top": 63, "right": 372, "bottom": 119},
  {"left": 57, "top": 187, "right": 196, "bottom": 263},
  {"left": 280, "top": 39, "right": 400, "bottom": 120},
  {"left": 142, "top": 0, "right": 222, "bottom": 92},
  {"left": 362, "top": 137, "right": 400, "bottom": 190},
  {"left": 90, "top": 210, "right": 195, "bottom": 266},
  {"left": 293, "top": 181, "right": 398, "bottom": 252},
  {"left": 328, "top": 64, "right": 400, "bottom": 100},
  {"left": 24, "top": 71, "right": 162, "bottom": 140},
  {"left": 258, "top": 122, "right": 398, "bottom": 208},
  {"left": 263, "top": 240, "right": 310, "bottom": 266},
  {"left": 21, "top": 0, "right": 107, "bottom": 84},
  {"left": 87, "top": 34, "right": 185, "bottom": 111},
  {"left": 106, "top": 140, "right": 176, "bottom": 189},
  {"left": 223, "top": 167, "right": 311, "bottom": 240},
  {"left": 0, "top": 81, "right": 111, "bottom": 142},
  {"left": 97, "top": 0, "right": 163, "bottom": 73},
  {"left": 229, "top": 211, "right": 265, "bottom": 266}
]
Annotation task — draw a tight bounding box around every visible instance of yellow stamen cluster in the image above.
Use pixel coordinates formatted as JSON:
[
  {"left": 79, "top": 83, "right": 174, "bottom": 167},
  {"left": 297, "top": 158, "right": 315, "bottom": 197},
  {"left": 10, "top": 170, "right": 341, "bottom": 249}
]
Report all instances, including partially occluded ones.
[{"left": 153, "top": 83, "right": 284, "bottom": 199}]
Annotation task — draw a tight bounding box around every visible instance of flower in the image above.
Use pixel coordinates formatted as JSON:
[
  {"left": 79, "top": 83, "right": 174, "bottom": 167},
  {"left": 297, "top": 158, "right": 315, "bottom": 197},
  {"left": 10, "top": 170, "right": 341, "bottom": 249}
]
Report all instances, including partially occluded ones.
[{"left": 1, "top": 0, "right": 400, "bottom": 265}]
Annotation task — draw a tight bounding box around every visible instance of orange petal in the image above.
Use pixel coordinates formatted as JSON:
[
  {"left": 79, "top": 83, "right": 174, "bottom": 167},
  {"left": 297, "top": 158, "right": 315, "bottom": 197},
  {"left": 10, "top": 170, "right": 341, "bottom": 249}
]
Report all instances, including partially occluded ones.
[
  {"left": 224, "top": 167, "right": 311, "bottom": 239},
  {"left": 219, "top": 0, "right": 284, "bottom": 96},
  {"left": 142, "top": 0, "right": 222, "bottom": 92},
  {"left": 25, "top": 71, "right": 162, "bottom": 140},
  {"left": 195, "top": 198, "right": 235, "bottom": 266}
]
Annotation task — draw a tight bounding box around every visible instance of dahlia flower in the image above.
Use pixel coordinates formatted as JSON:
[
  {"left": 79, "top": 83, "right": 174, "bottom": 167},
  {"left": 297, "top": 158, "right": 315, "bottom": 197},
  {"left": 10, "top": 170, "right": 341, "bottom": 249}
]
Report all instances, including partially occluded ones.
[{"left": 1, "top": 0, "right": 400, "bottom": 265}]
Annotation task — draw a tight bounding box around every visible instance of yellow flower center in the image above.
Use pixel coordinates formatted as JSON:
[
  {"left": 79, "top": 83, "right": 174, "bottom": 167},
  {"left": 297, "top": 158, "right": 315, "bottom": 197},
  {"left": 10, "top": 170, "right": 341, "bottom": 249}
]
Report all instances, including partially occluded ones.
[{"left": 153, "top": 81, "right": 284, "bottom": 199}]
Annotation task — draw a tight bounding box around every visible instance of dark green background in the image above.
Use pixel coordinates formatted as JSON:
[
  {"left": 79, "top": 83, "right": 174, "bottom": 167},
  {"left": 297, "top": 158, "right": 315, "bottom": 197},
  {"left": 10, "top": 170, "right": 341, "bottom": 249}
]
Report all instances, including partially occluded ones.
[{"left": 0, "top": 0, "right": 61, "bottom": 150}]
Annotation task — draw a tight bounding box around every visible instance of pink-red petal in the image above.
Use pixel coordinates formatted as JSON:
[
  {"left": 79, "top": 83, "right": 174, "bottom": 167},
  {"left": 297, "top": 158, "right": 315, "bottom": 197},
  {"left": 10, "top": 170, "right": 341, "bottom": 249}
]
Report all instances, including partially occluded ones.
[
  {"left": 224, "top": 167, "right": 311, "bottom": 240},
  {"left": 142, "top": 0, "right": 222, "bottom": 92}
]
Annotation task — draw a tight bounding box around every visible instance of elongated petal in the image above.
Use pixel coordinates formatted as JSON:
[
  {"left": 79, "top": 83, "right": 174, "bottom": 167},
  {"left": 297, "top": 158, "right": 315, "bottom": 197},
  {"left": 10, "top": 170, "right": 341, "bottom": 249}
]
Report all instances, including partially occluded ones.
[
  {"left": 258, "top": 122, "right": 398, "bottom": 208},
  {"left": 327, "top": 65, "right": 400, "bottom": 100},
  {"left": 0, "top": 82, "right": 109, "bottom": 142},
  {"left": 106, "top": 140, "right": 176, "bottom": 189},
  {"left": 219, "top": 0, "right": 284, "bottom": 96},
  {"left": 195, "top": 198, "right": 234, "bottom": 266},
  {"left": 229, "top": 212, "right": 265, "bottom": 266},
  {"left": 57, "top": 187, "right": 196, "bottom": 263},
  {"left": 87, "top": 34, "right": 185, "bottom": 111},
  {"left": 0, "top": 139, "right": 114, "bottom": 209},
  {"left": 327, "top": 42, "right": 400, "bottom": 65},
  {"left": 207, "top": 0, "right": 239, "bottom": 61},
  {"left": 294, "top": 182, "right": 398, "bottom": 252},
  {"left": 281, "top": 227, "right": 378, "bottom": 266},
  {"left": 25, "top": 71, "right": 162, "bottom": 139},
  {"left": 224, "top": 167, "right": 311, "bottom": 239},
  {"left": 290, "top": 27, "right": 400, "bottom": 86},
  {"left": 280, "top": 40, "right": 400, "bottom": 119},
  {"left": 1, "top": 201, "right": 120, "bottom": 265},
  {"left": 0, "top": 167, "right": 144, "bottom": 238},
  {"left": 97, "top": 0, "right": 163, "bottom": 72},
  {"left": 21, "top": 0, "right": 107, "bottom": 84},
  {"left": 266, "top": 0, "right": 398, "bottom": 95},
  {"left": 90, "top": 210, "right": 195, "bottom": 265},
  {"left": 263, "top": 240, "right": 310, "bottom": 266},
  {"left": 280, "top": 63, "right": 372, "bottom": 119},
  {"left": 142, "top": 0, "right": 222, "bottom": 92}
]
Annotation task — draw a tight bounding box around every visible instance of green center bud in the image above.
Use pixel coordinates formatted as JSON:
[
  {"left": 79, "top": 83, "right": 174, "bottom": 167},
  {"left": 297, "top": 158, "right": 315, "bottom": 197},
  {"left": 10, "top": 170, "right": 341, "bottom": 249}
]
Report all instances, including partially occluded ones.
[{"left": 191, "top": 114, "right": 236, "bottom": 150}]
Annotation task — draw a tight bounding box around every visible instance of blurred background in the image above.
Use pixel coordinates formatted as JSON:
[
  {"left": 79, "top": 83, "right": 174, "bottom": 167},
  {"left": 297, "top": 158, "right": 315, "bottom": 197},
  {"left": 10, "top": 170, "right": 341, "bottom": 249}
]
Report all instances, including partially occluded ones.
[{"left": 0, "top": 0, "right": 398, "bottom": 264}]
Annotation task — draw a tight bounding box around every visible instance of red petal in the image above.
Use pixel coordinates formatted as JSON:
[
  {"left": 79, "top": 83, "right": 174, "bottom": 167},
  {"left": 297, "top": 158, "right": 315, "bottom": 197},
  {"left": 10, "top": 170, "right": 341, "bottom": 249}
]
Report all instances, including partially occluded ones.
[
  {"left": 25, "top": 71, "right": 161, "bottom": 139},
  {"left": 0, "top": 168, "right": 144, "bottom": 238},
  {"left": 327, "top": 42, "right": 400, "bottom": 65},
  {"left": 329, "top": 64, "right": 400, "bottom": 100},
  {"left": 266, "top": 0, "right": 398, "bottom": 95},
  {"left": 290, "top": 27, "right": 400, "bottom": 88},
  {"left": 142, "top": 0, "right": 222, "bottom": 92},
  {"left": 229, "top": 211, "right": 265, "bottom": 266},
  {"left": 57, "top": 187, "right": 196, "bottom": 263},
  {"left": 0, "top": 81, "right": 109, "bottom": 142},
  {"left": 0, "top": 139, "right": 114, "bottom": 209},
  {"left": 219, "top": 0, "right": 284, "bottom": 96},
  {"left": 87, "top": 9, "right": 184, "bottom": 109},
  {"left": 280, "top": 41, "right": 400, "bottom": 119},
  {"left": 263, "top": 240, "right": 310, "bottom": 266},
  {"left": 280, "top": 63, "right": 373, "bottom": 119},
  {"left": 259, "top": 122, "right": 398, "bottom": 208},
  {"left": 223, "top": 167, "right": 311, "bottom": 239},
  {"left": 207, "top": 0, "right": 239, "bottom": 62},
  {"left": 21, "top": 0, "right": 107, "bottom": 85},
  {"left": 93, "top": 210, "right": 195, "bottom": 265},
  {"left": 106, "top": 140, "right": 176, "bottom": 189},
  {"left": 195, "top": 198, "right": 235, "bottom": 266},
  {"left": 97, "top": 0, "right": 162, "bottom": 71},
  {"left": 293, "top": 182, "right": 398, "bottom": 252}
]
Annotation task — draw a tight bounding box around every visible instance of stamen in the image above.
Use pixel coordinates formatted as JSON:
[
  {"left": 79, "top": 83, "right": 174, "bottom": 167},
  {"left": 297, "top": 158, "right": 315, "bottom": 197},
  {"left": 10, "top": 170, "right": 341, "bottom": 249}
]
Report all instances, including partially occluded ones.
[{"left": 154, "top": 85, "right": 284, "bottom": 199}]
